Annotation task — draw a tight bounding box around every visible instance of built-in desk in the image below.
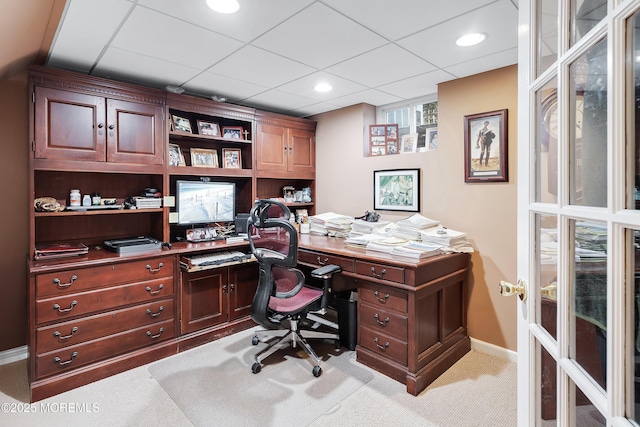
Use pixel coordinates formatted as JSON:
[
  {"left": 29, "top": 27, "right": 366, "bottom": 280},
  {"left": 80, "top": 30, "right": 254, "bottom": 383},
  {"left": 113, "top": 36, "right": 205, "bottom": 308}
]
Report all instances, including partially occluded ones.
[{"left": 297, "top": 234, "right": 472, "bottom": 396}]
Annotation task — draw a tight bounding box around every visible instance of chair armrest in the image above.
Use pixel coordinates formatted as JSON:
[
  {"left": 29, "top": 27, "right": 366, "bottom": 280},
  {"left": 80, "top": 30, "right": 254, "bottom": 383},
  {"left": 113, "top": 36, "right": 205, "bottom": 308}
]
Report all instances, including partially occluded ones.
[{"left": 310, "top": 264, "right": 342, "bottom": 279}]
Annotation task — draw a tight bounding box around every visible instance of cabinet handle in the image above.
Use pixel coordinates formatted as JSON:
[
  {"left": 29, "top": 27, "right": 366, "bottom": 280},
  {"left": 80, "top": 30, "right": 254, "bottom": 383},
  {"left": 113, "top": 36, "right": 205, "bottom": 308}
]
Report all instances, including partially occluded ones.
[
  {"left": 145, "top": 284, "right": 164, "bottom": 295},
  {"left": 146, "top": 263, "right": 164, "bottom": 274},
  {"left": 53, "top": 301, "right": 77, "bottom": 313},
  {"left": 223, "top": 284, "right": 227, "bottom": 294},
  {"left": 146, "top": 306, "right": 164, "bottom": 318},
  {"left": 373, "top": 290, "right": 389, "bottom": 304},
  {"left": 374, "top": 314, "right": 390, "bottom": 326},
  {"left": 370, "top": 267, "right": 386, "bottom": 279},
  {"left": 374, "top": 337, "right": 390, "bottom": 351},
  {"left": 53, "top": 326, "right": 78, "bottom": 341},
  {"left": 52, "top": 275, "right": 77, "bottom": 289},
  {"left": 54, "top": 351, "right": 78, "bottom": 366},
  {"left": 108, "top": 124, "right": 115, "bottom": 130},
  {"left": 316, "top": 256, "right": 329, "bottom": 266},
  {"left": 97, "top": 123, "right": 104, "bottom": 129},
  {"left": 230, "top": 283, "right": 235, "bottom": 294},
  {"left": 146, "top": 328, "right": 164, "bottom": 339}
]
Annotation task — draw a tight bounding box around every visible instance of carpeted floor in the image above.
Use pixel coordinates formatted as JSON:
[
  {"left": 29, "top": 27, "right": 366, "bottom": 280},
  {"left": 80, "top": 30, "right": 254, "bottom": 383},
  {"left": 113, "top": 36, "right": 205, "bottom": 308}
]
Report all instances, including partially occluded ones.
[{"left": 0, "top": 327, "right": 517, "bottom": 426}]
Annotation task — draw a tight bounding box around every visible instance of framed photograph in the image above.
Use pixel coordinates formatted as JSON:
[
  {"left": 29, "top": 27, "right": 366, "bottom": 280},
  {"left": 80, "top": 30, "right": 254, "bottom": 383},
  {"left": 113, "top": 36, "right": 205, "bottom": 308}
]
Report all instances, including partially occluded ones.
[
  {"left": 373, "top": 168, "right": 420, "bottom": 212},
  {"left": 168, "top": 143, "right": 185, "bottom": 166},
  {"left": 197, "top": 120, "right": 220, "bottom": 137},
  {"left": 369, "top": 124, "right": 398, "bottom": 156},
  {"left": 464, "top": 109, "right": 508, "bottom": 182},
  {"left": 190, "top": 148, "right": 218, "bottom": 168},
  {"left": 222, "top": 148, "right": 242, "bottom": 168},
  {"left": 172, "top": 115, "right": 192, "bottom": 133},
  {"left": 222, "top": 126, "right": 244, "bottom": 140},
  {"left": 400, "top": 133, "right": 418, "bottom": 154},
  {"left": 427, "top": 128, "right": 438, "bottom": 151}
]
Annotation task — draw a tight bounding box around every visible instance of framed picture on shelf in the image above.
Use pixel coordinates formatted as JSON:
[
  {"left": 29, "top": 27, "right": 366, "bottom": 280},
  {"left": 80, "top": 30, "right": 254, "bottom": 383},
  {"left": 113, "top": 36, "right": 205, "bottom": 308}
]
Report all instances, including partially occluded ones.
[
  {"left": 190, "top": 148, "right": 218, "bottom": 168},
  {"left": 463, "top": 109, "right": 508, "bottom": 183},
  {"left": 168, "top": 143, "right": 185, "bottom": 166},
  {"left": 427, "top": 128, "right": 438, "bottom": 151},
  {"left": 222, "top": 126, "right": 244, "bottom": 140},
  {"left": 373, "top": 168, "right": 420, "bottom": 212},
  {"left": 172, "top": 115, "right": 192, "bottom": 133},
  {"left": 400, "top": 133, "right": 418, "bottom": 153},
  {"left": 222, "top": 148, "right": 242, "bottom": 168},
  {"left": 197, "top": 120, "right": 220, "bottom": 137}
]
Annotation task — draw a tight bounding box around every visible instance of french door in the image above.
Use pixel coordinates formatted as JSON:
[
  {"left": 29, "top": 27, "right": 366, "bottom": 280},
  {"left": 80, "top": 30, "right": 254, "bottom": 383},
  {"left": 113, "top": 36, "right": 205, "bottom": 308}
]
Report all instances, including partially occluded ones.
[{"left": 517, "top": 0, "right": 640, "bottom": 425}]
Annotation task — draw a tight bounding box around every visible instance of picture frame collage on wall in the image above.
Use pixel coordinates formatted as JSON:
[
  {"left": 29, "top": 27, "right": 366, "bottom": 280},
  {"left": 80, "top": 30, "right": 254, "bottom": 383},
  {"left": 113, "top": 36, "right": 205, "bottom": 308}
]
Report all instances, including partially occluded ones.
[{"left": 369, "top": 124, "right": 399, "bottom": 156}]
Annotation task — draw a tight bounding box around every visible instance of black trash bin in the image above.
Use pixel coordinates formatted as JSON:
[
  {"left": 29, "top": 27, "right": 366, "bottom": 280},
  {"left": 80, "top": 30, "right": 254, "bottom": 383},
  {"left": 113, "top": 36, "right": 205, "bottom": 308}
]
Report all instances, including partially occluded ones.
[{"left": 336, "top": 292, "right": 357, "bottom": 350}]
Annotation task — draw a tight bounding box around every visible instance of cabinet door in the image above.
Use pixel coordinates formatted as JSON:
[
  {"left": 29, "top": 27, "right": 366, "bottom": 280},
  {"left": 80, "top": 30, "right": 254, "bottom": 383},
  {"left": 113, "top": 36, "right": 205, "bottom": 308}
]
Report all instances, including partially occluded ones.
[
  {"left": 256, "top": 123, "right": 288, "bottom": 172},
  {"left": 228, "top": 264, "right": 258, "bottom": 321},
  {"left": 106, "top": 99, "right": 164, "bottom": 165},
  {"left": 33, "top": 86, "right": 106, "bottom": 161},
  {"left": 288, "top": 128, "right": 315, "bottom": 173},
  {"left": 180, "top": 269, "right": 227, "bottom": 334}
]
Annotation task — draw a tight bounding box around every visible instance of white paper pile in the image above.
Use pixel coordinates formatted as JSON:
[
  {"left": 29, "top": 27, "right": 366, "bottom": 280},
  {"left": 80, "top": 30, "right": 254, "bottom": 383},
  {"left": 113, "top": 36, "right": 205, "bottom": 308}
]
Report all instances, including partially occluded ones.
[
  {"left": 389, "top": 241, "right": 444, "bottom": 259},
  {"left": 344, "top": 233, "right": 386, "bottom": 248},
  {"left": 309, "top": 212, "right": 354, "bottom": 237},
  {"left": 393, "top": 214, "right": 440, "bottom": 241},
  {"left": 365, "top": 236, "right": 408, "bottom": 254},
  {"left": 420, "top": 227, "right": 473, "bottom": 253}
]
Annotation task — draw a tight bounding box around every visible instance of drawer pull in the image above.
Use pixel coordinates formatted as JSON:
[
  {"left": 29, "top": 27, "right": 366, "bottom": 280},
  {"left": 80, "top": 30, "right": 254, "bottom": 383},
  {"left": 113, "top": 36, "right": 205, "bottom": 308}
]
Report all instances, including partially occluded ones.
[
  {"left": 374, "top": 314, "right": 390, "bottom": 326},
  {"left": 374, "top": 337, "right": 390, "bottom": 351},
  {"left": 145, "top": 284, "right": 164, "bottom": 295},
  {"left": 54, "top": 351, "right": 78, "bottom": 366},
  {"left": 146, "top": 328, "right": 164, "bottom": 339},
  {"left": 316, "top": 256, "right": 329, "bottom": 266},
  {"left": 373, "top": 290, "right": 390, "bottom": 303},
  {"left": 53, "top": 327, "right": 78, "bottom": 341},
  {"left": 146, "top": 263, "right": 164, "bottom": 274},
  {"left": 370, "top": 267, "right": 386, "bottom": 279},
  {"left": 53, "top": 300, "right": 77, "bottom": 313},
  {"left": 52, "top": 275, "right": 78, "bottom": 289},
  {"left": 146, "top": 306, "right": 164, "bottom": 318}
]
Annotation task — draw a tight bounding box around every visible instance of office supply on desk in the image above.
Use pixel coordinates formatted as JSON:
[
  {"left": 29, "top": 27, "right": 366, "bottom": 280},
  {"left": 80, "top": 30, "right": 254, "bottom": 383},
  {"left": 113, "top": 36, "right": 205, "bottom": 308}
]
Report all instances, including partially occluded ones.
[
  {"left": 103, "top": 236, "right": 164, "bottom": 253},
  {"left": 182, "top": 250, "right": 253, "bottom": 268},
  {"left": 248, "top": 199, "right": 341, "bottom": 377}
]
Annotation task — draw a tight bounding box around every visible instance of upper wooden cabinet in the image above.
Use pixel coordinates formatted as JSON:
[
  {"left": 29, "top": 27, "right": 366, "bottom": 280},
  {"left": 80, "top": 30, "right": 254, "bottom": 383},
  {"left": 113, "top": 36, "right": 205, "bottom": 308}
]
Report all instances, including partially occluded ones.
[
  {"left": 30, "top": 66, "right": 165, "bottom": 168},
  {"left": 255, "top": 112, "right": 316, "bottom": 177}
]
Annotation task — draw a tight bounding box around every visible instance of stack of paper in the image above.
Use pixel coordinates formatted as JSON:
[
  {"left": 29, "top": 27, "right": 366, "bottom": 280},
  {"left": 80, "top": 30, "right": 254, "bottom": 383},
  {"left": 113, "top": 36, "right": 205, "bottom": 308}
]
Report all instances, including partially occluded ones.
[
  {"left": 350, "top": 218, "right": 390, "bottom": 236},
  {"left": 421, "top": 227, "right": 467, "bottom": 245},
  {"left": 309, "top": 212, "right": 354, "bottom": 237},
  {"left": 393, "top": 214, "right": 440, "bottom": 241},
  {"left": 366, "top": 236, "right": 408, "bottom": 254},
  {"left": 35, "top": 242, "right": 89, "bottom": 260},
  {"left": 344, "top": 233, "right": 386, "bottom": 248},
  {"left": 389, "top": 241, "right": 444, "bottom": 259}
]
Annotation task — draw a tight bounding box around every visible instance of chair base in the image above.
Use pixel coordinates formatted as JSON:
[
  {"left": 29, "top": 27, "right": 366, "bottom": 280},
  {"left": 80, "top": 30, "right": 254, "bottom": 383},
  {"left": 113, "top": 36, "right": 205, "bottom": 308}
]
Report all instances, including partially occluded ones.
[{"left": 251, "top": 318, "right": 339, "bottom": 376}]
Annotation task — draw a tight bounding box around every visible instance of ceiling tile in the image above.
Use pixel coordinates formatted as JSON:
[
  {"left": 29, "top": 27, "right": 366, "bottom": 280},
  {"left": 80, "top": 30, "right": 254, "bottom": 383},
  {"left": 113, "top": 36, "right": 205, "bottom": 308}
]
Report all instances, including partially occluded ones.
[
  {"left": 328, "top": 89, "right": 404, "bottom": 108},
  {"left": 242, "top": 89, "right": 318, "bottom": 113},
  {"left": 252, "top": 2, "right": 387, "bottom": 69},
  {"left": 111, "top": 7, "right": 244, "bottom": 70},
  {"left": 276, "top": 71, "right": 368, "bottom": 101},
  {"left": 207, "top": 46, "right": 315, "bottom": 87},
  {"left": 444, "top": 47, "right": 518, "bottom": 79},
  {"left": 397, "top": 0, "right": 518, "bottom": 69},
  {"left": 326, "top": 44, "right": 437, "bottom": 87},
  {"left": 184, "top": 71, "right": 269, "bottom": 102},
  {"left": 377, "top": 69, "right": 456, "bottom": 99}
]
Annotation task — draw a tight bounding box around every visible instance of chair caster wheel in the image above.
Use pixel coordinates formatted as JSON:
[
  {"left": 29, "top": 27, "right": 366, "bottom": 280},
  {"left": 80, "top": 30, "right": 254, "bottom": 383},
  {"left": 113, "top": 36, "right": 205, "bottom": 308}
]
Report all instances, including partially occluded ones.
[
  {"left": 312, "top": 366, "right": 322, "bottom": 377},
  {"left": 252, "top": 336, "right": 259, "bottom": 345},
  {"left": 251, "top": 362, "right": 262, "bottom": 374}
]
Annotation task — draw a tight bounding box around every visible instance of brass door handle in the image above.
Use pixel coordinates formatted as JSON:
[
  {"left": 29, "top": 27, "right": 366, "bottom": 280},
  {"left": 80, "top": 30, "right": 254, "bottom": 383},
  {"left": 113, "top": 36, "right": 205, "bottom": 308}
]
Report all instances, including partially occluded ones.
[
  {"left": 541, "top": 282, "right": 557, "bottom": 301},
  {"left": 499, "top": 279, "right": 527, "bottom": 301}
]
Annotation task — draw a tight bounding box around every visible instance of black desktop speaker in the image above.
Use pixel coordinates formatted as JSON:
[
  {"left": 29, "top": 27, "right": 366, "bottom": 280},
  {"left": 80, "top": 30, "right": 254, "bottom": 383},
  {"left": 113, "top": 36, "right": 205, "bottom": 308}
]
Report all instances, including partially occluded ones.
[{"left": 234, "top": 213, "right": 250, "bottom": 235}]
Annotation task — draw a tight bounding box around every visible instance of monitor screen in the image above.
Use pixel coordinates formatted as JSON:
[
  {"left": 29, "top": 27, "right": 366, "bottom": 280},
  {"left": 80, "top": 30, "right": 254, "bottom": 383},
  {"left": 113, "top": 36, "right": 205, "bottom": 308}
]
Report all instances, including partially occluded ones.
[{"left": 176, "top": 180, "right": 235, "bottom": 225}]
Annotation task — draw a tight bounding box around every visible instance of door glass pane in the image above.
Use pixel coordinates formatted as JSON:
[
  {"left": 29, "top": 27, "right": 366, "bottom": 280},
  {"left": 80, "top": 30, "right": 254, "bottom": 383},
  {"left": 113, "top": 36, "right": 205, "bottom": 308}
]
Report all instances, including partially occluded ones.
[
  {"left": 628, "top": 229, "right": 640, "bottom": 421},
  {"left": 537, "top": 78, "right": 559, "bottom": 203},
  {"left": 573, "top": 220, "right": 607, "bottom": 391},
  {"left": 540, "top": 344, "right": 558, "bottom": 424},
  {"left": 573, "top": 380, "right": 606, "bottom": 425},
  {"left": 629, "top": 11, "right": 640, "bottom": 210},
  {"left": 569, "top": 37, "right": 608, "bottom": 207},
  {"left": 538, "top": 214, "right": 558, "bottom": 339},
  {"left": 571, "top": 0, "right": 607, "bottom": 47},
  {"left": 537, "top": 0, "right": 558, "bottom": 77}
]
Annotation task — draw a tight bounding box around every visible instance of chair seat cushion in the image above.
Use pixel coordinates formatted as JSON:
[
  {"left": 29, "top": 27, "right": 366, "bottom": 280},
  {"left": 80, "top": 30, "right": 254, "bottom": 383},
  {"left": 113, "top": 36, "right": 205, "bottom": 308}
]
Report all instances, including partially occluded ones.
[{"left": 268, "top": 285, "right": 322, "bottom": 314}]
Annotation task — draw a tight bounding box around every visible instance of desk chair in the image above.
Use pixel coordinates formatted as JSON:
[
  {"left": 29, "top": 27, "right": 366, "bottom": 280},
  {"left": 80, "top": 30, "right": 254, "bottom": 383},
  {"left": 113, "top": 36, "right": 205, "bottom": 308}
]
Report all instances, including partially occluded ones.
[{"left": 248, "top": 199, "right": 341, "bottom": 377}]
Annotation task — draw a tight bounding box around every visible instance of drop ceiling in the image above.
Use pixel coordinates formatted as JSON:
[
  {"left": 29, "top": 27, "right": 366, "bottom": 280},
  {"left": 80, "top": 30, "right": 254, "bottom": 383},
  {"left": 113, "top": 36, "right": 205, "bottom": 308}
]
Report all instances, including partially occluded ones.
[{"left": 46, "top": 0, "right": 520, "bottom": 117}]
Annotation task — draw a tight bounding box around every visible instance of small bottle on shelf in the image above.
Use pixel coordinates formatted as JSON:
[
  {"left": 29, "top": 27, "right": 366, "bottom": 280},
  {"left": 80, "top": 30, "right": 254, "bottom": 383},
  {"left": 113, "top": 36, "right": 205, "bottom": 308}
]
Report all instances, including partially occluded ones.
[{"left": 69, "top": 189, "right": 81, "bottom": 206}]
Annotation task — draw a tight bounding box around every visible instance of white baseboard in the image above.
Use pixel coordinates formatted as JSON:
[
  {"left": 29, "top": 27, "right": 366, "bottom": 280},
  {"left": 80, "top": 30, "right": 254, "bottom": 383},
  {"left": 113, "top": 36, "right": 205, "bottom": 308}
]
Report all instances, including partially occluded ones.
[
  {"left": 0, "top": 345, "right": 28, "bottom": 365},
  {"left": 470, "top": 338, "right": 517, "bottom": 363}
]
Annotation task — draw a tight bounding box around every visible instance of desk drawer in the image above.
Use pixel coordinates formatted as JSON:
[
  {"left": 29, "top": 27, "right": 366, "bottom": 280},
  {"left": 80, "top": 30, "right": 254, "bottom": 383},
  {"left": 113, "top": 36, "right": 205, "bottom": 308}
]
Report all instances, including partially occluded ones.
[
  {"left": 355, "top": 260, "right": 404, "bottom": 284},
  {"left": 359, "top": 283, "right": 408, "bottom": 313},
  {"left": 36, "top": 298, "right": 174, "bottom": 353},
  {"left": 359, "top": 326, "right": 407, "bottom": 366},
  {"left": 359, "top": 302, "right": 407, "bottom": 340},
  {"left": 36, "top": 318, "right": 174, "bottom": 379},
  {"left": 36, "top": 277, "right": 174, "bottom": 324},
  {"left": 36, "top": 256, "right": 175, "bottom": 298},
  {"left": 298, "top": 249, "right": 354, "bottom": 273}
]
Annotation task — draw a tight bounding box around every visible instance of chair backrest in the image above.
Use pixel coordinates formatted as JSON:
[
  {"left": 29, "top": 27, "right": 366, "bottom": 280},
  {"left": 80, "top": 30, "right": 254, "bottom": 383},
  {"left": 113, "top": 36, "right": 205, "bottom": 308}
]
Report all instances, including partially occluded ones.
[{"left": 248, "top": 200, "right": 300, "bottom": 329}]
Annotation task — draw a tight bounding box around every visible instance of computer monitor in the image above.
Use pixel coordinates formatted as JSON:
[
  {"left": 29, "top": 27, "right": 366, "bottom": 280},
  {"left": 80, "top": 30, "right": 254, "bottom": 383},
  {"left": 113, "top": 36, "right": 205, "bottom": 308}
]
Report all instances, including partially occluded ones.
[{"left": 176, "top": 180, "right": 235, "bottom": 225}]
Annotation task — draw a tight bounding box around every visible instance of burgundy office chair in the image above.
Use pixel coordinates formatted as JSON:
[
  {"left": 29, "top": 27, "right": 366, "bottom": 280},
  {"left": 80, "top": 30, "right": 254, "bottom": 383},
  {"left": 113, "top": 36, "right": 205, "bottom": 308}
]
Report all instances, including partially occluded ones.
[{"left": 248, "top": 199, "right": 341, "bottom": 377}]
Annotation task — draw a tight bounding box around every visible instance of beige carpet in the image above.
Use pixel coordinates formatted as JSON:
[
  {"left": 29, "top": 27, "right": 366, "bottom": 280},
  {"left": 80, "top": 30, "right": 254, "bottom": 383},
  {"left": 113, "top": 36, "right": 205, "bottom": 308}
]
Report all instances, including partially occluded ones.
[{"left": 0, "top": 327, "right": 517, "bottom": 426}]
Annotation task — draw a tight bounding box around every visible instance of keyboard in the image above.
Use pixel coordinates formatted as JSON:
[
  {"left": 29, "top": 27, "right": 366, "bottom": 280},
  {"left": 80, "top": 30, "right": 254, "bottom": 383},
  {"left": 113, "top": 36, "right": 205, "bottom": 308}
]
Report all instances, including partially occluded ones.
[{"left": 188, "top": 250, "right": 252, "bottom": 266}]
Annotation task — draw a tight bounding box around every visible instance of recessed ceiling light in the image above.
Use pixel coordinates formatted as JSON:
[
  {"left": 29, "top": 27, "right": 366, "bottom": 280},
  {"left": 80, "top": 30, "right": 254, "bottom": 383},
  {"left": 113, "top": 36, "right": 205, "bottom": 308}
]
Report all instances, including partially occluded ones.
[
  {"left": 206, "top": 0, "right": 240, "bottom": 14},
  {"left": 314, "top": 83, "right": 332, "bottom": 93},
  {"left": 456, "top": 32, "right": 487, "bottom": 47}
]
